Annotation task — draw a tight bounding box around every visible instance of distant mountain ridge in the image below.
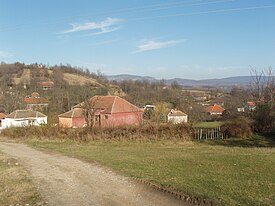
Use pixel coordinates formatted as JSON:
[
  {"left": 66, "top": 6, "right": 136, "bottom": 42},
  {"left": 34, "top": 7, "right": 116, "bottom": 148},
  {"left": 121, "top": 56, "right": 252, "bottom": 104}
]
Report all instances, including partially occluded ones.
[{"left": 107, "top": 74, "right": 255, "bottom": 87}]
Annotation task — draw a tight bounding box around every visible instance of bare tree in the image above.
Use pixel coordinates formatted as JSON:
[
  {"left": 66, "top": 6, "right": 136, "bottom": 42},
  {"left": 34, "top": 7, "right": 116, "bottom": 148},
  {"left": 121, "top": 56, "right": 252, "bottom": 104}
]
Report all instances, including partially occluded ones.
[{"left": 250, "top": 66, "right": 274, "bottom": 103}]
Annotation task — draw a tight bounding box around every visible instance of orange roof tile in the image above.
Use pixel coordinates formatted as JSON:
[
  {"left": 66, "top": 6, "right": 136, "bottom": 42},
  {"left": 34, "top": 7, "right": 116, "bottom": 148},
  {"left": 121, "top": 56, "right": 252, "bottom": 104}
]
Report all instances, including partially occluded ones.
[
  {"left": 0, "top": 113, "right": 6, "bottom": 119},
  {"left": 75, "top": 96, "right": 142, "bottom": 114},
  {"left": 23, "top": 97, "right": 49, "bottom": 104},
  {"left": 58, "top": 108, "right": 84, "bottom": 118},
  {"left": 206, "top": 104, "right": 225, "bottom": 113}
]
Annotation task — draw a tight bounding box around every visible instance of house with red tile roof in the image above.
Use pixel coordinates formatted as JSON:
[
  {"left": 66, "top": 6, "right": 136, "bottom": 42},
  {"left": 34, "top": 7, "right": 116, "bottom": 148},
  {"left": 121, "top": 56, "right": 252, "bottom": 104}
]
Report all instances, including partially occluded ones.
[
  {"left": 23, "top": 92, "right": 49, "bottom": 110},
  {"left": 59, "top": 95, "right": 143, "bottom": 128},
  {"left": 205, "top": 104, "right": 225, "bottom": 115},
  {"left": 36, "top": 81, "right": 54, "bottom": 90},
  {"left": 167, "top": 109, "right": 188, "bottom": 124}
]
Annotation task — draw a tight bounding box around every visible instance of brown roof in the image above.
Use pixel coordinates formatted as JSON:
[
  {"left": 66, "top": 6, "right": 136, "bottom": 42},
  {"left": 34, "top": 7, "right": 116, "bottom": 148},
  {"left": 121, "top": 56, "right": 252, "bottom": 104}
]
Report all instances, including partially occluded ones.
[
  {"left": 0, "top": 113, "right": 6, "bottom": 119},
  {"left": 6, "top": 110, "right": 47, "bottom": 119},
  {"left": 23, "top": 97, "right": 49, "bottom": 104},
  {"left": 206, "top": 104, "right": 225, "bottom": 113},
  {"left": 58, "top": 108, "right": 84, "bottom": 118},
  {"left": 168, "top": 109, "right": 187, "bottom": 117},
  {"left": 74, "top": 96, "right": 142, "bottom": 114}
]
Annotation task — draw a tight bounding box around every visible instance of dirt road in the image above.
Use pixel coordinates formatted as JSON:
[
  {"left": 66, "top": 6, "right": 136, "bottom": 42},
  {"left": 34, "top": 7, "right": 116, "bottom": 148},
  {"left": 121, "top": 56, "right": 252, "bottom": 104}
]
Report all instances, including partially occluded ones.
[{"left": 0, "top": 142, "right": 191, "bottom": 206}]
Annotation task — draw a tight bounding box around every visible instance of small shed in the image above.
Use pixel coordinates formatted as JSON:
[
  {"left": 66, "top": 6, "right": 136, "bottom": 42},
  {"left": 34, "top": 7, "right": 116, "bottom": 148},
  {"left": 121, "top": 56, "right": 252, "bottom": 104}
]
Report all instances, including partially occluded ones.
[
  {"left": 167, "top": 109, "right": 188, "bottom": 124},
  {"left": 4, "top": 110, "right": 47, "bottom": 128}
]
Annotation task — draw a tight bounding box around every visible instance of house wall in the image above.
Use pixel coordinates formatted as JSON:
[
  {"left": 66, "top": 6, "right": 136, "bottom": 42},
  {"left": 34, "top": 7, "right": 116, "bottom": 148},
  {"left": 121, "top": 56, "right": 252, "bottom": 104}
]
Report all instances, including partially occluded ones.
[
  {"left": 59, "top": 117, "right": 73, "bottom": 128},
  {"left": 59, "top": 117, "right": 86, "bottom": 128},
  {"left": 4, "top": 117, "right": 47, "bottom": 128},
  {"left": 168, "top": 116, "right": 188, "bottom": 124},
  {"left": 0, "top": 119, "right": 6, "bottom": 130},
  {"left": 72, "top": 117, "right": 86, "bottom": 128},
  {"left": 100, "top": 112, "right": 143, "bottom": 127}
]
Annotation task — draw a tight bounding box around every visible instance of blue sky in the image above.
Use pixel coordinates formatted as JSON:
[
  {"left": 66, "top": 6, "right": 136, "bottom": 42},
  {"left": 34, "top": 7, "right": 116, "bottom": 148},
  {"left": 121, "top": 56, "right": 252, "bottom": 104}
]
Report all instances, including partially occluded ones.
[{"left": 0, "top": 0, "right": 274, "bottom": 79}]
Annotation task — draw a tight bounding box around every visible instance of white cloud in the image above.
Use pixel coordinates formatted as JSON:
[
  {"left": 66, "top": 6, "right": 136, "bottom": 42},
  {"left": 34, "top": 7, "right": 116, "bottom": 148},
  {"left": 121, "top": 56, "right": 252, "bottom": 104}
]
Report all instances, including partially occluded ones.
[
  {"left": 62, "top": 17, "right": 123, "bottom": 35},
  {"left": 133, "top": 39, "right": 185, "bottom": 53},
  {"left": 0, "top": 50, "right": 12, "bottom": 58}
]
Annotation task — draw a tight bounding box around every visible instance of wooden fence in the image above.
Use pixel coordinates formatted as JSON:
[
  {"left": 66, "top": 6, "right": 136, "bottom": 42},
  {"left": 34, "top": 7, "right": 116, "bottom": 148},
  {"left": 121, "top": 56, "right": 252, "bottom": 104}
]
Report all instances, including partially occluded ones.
[{"left": 193, "top": 127, "right": 227, "bottom": 140}]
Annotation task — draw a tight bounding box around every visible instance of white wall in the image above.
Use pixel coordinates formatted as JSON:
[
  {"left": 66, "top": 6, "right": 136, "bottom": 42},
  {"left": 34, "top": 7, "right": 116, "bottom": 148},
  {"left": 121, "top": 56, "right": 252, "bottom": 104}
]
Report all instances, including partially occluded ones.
[
  {"left": 3, "top": 117, "right": 47, "bottom": 129},
  {"left": 168, "top": 115, "right": 188, "bottom": 124}
]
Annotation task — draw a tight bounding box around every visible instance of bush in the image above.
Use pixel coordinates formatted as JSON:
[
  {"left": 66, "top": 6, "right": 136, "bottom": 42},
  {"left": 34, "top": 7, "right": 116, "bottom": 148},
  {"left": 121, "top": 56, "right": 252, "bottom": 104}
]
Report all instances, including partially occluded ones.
[
  {"left": 221, "top": 116, "right": 253, "bottom": 138},
  {"left": 252, "top": 103, "right": 275, "bottom": 132},
  {"left": 1, "top": 122, "right": 193, "bottom": 142}
]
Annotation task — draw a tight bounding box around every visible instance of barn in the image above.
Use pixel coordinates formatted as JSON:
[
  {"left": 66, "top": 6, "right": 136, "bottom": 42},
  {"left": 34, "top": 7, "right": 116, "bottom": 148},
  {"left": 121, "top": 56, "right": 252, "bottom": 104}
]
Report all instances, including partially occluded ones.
[{"left": 59, "top": 96, "right": 143, "bottom": 128}]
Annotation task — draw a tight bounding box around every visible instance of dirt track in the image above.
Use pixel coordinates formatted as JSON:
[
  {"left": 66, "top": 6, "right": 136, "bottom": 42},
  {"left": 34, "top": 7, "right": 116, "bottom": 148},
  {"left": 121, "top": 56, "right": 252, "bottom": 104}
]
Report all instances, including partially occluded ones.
[{"left": 0, "top": 142, "right": 191, "bottom": 206}]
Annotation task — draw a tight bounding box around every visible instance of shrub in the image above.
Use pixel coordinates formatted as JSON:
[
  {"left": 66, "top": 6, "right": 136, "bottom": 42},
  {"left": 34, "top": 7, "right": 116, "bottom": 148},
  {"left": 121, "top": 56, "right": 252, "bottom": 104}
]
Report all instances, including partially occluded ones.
[
  {"left": 1, "top": 122, "right": 193, "bottom": 142},
  {"left": 221, "top": 116, "right": 253, "bottom": 138}
]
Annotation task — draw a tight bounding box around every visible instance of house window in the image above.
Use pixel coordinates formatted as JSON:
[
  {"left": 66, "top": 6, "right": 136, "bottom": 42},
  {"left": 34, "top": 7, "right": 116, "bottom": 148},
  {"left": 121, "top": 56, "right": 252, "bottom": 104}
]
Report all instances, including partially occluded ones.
[{"left": 28, "top": 120, "right": 35, "bottom": 125}]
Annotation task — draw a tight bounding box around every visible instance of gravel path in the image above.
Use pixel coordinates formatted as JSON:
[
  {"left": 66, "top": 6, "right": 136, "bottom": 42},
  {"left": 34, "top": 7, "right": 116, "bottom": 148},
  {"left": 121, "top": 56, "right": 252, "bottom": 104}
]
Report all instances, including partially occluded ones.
[{"left": 0, "top": 142, "right": 191, "bottom": 206}]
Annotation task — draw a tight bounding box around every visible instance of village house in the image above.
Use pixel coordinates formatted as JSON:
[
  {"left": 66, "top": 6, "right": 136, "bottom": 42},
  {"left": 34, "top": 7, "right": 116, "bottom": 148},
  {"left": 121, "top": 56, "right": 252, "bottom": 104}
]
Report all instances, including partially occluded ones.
[
  {"left": 36, "top": 81, "right": 54, "bottom": 90},
  {"left": 59, "top": 95, "right": 143, "bottom": 128},
  {"left": 246, "top": 101, "right": 256, "bottom": 111},
  {"left": 167, "top": 109, "right": 188, "bottom": 124},
  {"left": 0, "top": 113, "right": 6, "bottom": 130},
  {"left": 23, "top": 92, "right": 49, "bottom": 110},
  {"left": 4, "top": 110, "right": 47, "bottom": 128},
  {"left": 205, "top": 104, "right": 225, "bottom": 115}
]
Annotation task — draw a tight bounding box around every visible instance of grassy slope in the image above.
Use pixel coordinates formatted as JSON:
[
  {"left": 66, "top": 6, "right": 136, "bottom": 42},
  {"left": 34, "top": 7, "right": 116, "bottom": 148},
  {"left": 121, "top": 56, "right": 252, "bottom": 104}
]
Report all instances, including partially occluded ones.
[
  {"left": 0, "top": 152, "right": 43, "bottom": 206},
  {"left": 25, "top": 139, "right": 274, "bottom": 206}
]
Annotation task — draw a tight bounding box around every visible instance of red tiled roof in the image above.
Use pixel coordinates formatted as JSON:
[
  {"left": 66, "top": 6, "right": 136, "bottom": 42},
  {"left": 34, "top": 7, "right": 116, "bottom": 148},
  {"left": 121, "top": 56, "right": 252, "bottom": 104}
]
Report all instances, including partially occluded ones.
[
  {"left": 6, "top": 110, "right": 47, "bottom": 119},
  {"left": 58, "top": 108, "right": 84, "bottom": 118},
  {"left": 75, "top": 96, "right": 142, "bottom": 114},
  {"left": 0, "top": 113, "right": 6, "bottom": 119},
  {"left": 247, "top": 101, "right": 256, "bottom": 106},
  {"left": 37, "top": 81, "right": 54, "bottom": 86},
  {"left": 206, "top": 104, "right": 225, "bottom": 113},
  {"left": 23, "top": 97, "right": 49, "bottom": 104}
]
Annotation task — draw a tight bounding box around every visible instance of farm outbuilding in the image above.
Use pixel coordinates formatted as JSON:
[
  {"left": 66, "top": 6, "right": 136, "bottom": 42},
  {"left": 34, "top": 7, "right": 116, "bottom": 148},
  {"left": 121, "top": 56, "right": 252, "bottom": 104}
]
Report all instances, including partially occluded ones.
[{"left": 59, "top": 95, "right": 143, "bottom": 128}]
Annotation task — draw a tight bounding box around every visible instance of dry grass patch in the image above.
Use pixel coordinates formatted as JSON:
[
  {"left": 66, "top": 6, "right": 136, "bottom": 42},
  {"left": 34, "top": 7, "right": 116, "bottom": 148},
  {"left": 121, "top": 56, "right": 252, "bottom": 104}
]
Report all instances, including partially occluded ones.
[{"left": 0, "top": 152, "right": 45, "bottom": 206}]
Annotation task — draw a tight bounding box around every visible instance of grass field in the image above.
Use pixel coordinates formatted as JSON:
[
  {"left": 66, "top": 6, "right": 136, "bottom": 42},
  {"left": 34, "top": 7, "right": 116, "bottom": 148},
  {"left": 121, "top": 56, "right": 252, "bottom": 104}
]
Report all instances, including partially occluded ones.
[
  {"left": 0, "top": 152, "right": 44, "bottom": 206},
  {"left": 24, "top": 137, "right": 274, "bottom": 206},
  {"left": 193, "top": 122, "right": 224, "bottom": 128}
]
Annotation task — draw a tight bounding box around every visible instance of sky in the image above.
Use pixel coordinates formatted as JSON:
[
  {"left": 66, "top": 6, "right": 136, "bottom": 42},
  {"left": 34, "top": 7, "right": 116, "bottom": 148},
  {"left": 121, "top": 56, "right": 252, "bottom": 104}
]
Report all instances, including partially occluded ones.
[{"left": 0, "top": 0, "right": 274, "bottom": 79}]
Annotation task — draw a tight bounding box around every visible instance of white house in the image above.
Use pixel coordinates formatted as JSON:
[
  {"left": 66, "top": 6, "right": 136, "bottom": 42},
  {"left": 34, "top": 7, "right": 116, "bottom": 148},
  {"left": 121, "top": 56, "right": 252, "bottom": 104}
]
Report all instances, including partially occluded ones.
[
  {"left": 4, "top": 110, "right": 47, "bottom": 128},
  {"left": 0, "top": 113, "right": 6, "bottom": 130},
  {"left": 167, "top": 109, "right": 188, "bottom": 124}
]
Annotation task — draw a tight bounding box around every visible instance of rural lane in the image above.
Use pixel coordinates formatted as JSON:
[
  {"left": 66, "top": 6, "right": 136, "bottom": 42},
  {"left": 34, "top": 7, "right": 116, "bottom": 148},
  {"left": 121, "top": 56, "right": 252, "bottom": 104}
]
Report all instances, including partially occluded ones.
[{"left": 0, "top": 142, "right": 191, "bottom": 206}]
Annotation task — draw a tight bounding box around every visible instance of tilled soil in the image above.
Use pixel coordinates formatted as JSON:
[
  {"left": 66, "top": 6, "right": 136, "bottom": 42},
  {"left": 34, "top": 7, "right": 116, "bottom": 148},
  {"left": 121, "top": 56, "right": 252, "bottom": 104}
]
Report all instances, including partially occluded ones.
[{"left": 0, "top": 142, "right": 192, "bottom": 206}]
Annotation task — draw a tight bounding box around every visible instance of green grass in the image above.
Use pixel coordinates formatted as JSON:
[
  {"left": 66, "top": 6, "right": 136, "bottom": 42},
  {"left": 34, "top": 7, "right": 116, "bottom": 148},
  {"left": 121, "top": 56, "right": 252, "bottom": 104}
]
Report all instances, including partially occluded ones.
[
  {"left": 193, "top": 121, "right": 223, "bottom": 128},
  {"left": 0, "top": 152, "right": 44, "bottom": 206},
  {"left": 23, "top": 138, "right": 275, "bottom": 206}
]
